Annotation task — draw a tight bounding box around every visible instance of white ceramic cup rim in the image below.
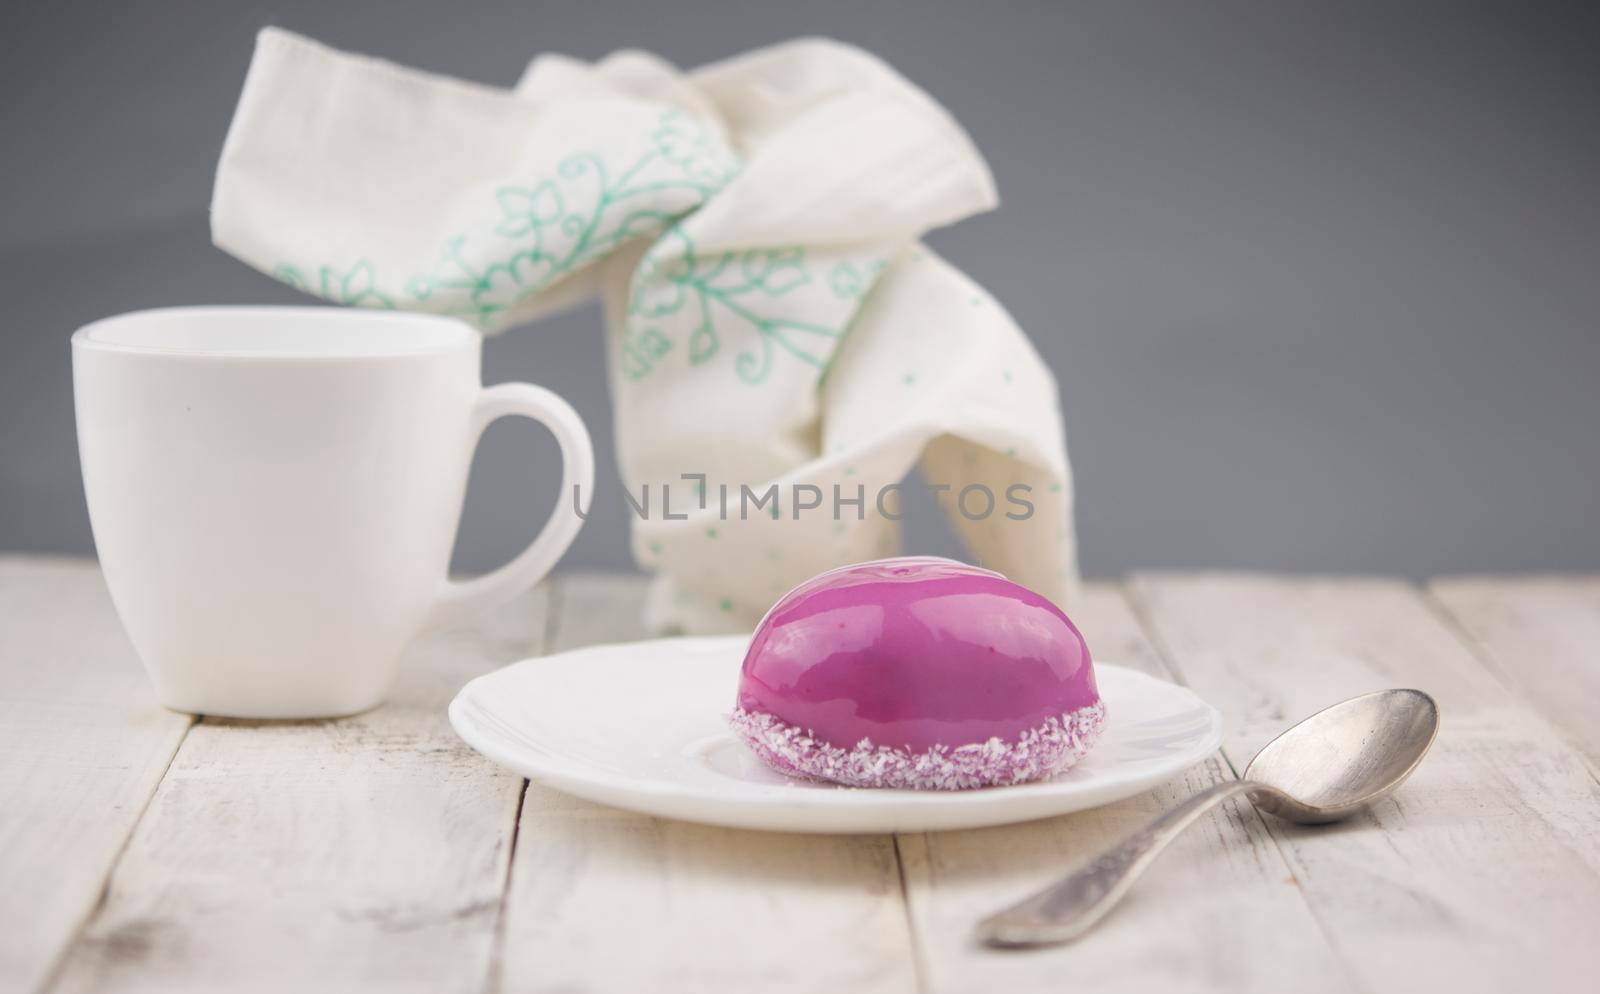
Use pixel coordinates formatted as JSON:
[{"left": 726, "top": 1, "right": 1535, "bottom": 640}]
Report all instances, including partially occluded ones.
[{"left": 72, "top": 306, "right": 477, "bottom": 360}]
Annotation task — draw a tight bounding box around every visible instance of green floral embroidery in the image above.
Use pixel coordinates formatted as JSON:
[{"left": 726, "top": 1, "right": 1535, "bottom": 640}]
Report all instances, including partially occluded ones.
[
  {"left": 270, "top": 109, "right": 893, "bottom": 386},
  {"left": 620, "top": 327, "right": 672, "bottom": 380},
  {"left": 494, "top": 182, "right": 563, "bottom": 238},
  {"left": 827, "top": 259, "right": 888, "bottom": 300},
  {"left": 403, "top": 112, "right": 740, "bottom": 329},
  {"left": 277, "top": 111, "right": 735, "bottom": 328},
  {"left": 624, "top": 230, "right": 847, "bottom": 384},
  {"left": 274, "top": 260, "right": 394, "bottom": 309}
]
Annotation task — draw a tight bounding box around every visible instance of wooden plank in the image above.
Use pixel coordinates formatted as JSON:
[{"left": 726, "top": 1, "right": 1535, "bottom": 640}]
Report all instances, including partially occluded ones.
[
  {"left": 1429, "top": 575, "right": 1600, "bottom": 770},
  {"left": 0, "top": 556, "right": 195, "bottom": 994},
  {"left": 496, "top": 573, "right": 919, "bottom": 994},
  {"left": 897, "top": 583, "right": 1352, "bottom": 994},
  {"left": 1129, "top": 573, "right": 1600, "bottom": 994},
  {"left": 49, "top": 584, "right": 548, "bottom": 994}
]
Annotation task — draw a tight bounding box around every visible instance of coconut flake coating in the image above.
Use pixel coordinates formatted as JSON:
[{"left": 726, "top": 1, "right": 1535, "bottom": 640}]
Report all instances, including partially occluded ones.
[
  {"left": 732, "top": 557, "right": 1104, "bottom": 789},
  {"left": 730, "top": 700, "right": 1106, "bottom": 790}
]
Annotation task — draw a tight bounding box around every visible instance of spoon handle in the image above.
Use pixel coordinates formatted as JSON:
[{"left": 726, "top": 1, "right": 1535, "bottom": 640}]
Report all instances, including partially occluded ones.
[{"left": 976, "top": 779, "right": 1262, "bottom": 947}]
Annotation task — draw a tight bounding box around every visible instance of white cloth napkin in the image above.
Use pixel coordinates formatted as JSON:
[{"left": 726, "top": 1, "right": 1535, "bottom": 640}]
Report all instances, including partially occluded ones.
[{"left": 213, "top": 28, "right": 1079, "bottom": 632}]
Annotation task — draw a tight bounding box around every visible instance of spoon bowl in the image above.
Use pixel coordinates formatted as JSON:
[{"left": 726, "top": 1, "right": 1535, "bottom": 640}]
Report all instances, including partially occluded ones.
[
  {"left": 977, "top": 688, "right": 1440, "bottom": 947},
  {"left": 1246, "top": 688, "right": 1439, "bottom": 823}
]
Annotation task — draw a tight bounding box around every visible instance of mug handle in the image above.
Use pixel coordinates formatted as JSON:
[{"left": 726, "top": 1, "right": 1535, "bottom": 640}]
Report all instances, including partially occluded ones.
[{"left": 426, "top": 382, "right": 594, "bottom": 633}]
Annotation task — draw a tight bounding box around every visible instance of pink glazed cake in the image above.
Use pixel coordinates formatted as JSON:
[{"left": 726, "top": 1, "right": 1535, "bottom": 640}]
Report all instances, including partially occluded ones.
[{"left": 729, "top": 557, "right": 1106, "bottom": 790}]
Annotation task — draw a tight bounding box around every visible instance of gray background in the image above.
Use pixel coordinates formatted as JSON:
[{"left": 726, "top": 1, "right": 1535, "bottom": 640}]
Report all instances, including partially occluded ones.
[{"left": 3, "top": 0, "right": 1596, "bottom": 577}]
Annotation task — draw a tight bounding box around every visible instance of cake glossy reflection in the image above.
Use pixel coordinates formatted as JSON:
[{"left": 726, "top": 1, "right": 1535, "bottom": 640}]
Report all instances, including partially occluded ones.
[{"left": 730, "top": 557, "right": 1105, "bottom": 789}]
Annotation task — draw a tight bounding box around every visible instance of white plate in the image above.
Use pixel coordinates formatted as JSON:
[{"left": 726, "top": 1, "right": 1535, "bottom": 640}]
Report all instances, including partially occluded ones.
[{"left": 450, "top": 636, "right": 1222, "bottom": 833}]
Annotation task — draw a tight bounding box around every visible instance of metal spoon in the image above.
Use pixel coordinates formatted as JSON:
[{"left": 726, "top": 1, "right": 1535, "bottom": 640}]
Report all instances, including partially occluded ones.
[{"left": 977, "top": 688, "right": 1439, "bottom": 947}]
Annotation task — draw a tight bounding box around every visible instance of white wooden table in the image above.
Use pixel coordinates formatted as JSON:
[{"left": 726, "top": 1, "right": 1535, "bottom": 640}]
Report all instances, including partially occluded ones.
[{"left": 3, "top": 556, "right": 1597, "bottom": 994}]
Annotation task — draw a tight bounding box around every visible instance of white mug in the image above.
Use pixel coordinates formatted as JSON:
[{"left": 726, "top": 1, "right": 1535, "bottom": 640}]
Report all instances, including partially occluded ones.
[{"left": 73, "top": 306, "right": 594, "bottom": 718}]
